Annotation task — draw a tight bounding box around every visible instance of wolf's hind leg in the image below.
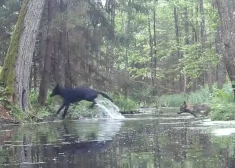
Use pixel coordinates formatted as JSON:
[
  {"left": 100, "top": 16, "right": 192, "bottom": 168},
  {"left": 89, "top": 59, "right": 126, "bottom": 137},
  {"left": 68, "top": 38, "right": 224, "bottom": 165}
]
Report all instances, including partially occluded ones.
[{"left": 62, "top": 105, "right": 70, "bottom": 119}]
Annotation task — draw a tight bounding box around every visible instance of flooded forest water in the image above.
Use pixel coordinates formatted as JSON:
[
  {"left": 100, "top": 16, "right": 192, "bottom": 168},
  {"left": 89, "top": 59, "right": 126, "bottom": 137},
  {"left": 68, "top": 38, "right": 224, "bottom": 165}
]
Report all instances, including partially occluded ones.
[{"left": 1, "top": 108, "right": 235, "bottom": 168}]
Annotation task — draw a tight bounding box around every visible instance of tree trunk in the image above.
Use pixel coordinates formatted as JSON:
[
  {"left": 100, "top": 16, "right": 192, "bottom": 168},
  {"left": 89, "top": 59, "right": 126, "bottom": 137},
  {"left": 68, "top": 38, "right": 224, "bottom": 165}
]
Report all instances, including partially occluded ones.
[
  {"left": 37, "top": 10, "right": 48, "bottom": 87},
  {"left": 124, "top": 0, "right": 131, "bottom": 75},
  {"left": 174, "top": 6, "right": 183, "bottom": 92},
  {"left": 64, "top": 32, "right": 72, "bottom": 88},
  {"left": 59, "top": 0, "right": 71, "bottom": 88},
  {"left": 53, "top": 32, "right": 64, "bottom": 86},
  {"left": 38, "top": 0, "right": 56, "bottom": 105},
  {"left": 33, "top": 59, "right": 37, "bottom": 91},
  {"left": 152, "top": 0, "right": 158, "bottom": 95},
  {"left": 148, "top": 14, "right": 153, "bottom": 90},
  {"left": 183, "top": 6, "right": 190, "bottom": 93},
  {"left": 0, "top": 0, "right": 46, "bottom": 111},
  {"left": 216, "top": 26, "right": 226, "bottom": 89},
  {"left": 199, "top": 0, "right": 213, "bottom": 92},
  {"left": 216, "top": 0, "right": 235, "bottom": 100}
]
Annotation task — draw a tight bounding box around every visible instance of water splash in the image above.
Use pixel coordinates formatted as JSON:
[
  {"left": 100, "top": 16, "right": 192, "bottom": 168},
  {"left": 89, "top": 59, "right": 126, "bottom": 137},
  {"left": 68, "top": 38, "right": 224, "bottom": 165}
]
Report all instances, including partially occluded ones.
[{"left": 94, "top": 97, "right": 125, "bottom": 119}]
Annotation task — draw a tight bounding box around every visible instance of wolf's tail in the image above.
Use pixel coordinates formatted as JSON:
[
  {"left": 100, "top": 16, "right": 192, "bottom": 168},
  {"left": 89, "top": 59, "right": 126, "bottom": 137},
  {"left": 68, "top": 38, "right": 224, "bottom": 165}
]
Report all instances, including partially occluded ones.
[{"left": 97, "top": 91, "right": 113, "bottom": 102}]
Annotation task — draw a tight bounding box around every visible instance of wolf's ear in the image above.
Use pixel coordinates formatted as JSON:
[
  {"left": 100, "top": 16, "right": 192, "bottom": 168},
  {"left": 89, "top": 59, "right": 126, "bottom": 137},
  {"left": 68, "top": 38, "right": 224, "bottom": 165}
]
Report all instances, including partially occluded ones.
[{"left": 183, "top": 101, "right": 186, "bottom": 106}]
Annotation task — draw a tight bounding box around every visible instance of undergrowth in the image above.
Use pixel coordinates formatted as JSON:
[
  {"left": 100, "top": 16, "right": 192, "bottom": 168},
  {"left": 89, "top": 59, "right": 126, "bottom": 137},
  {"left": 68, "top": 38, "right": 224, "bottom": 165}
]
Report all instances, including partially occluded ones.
[
  {"left": 159, "top": 83, "right": 235, "bottom": 121},
  {"left": 109, "top": 93, "right": 137, "bottom": 111},
  {"left": 0, "top": 86, "right": 24, "bottom": 122},
  {"left": 159, "top": 85, "right": 212, "bottom": 107}
]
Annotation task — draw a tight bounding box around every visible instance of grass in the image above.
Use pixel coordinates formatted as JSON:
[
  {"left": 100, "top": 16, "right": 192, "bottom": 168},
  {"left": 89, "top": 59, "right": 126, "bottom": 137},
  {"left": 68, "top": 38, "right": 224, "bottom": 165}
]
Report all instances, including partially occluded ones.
[
  {"left": 209, "top": 84, "right": 235, "bottom": 120},
  {"left": 159, "top": 94, "right": 186, "bottom": 107},
  {"left": 109, "top": 93, "right": 137, "bottom": 111},
  {"left": 159, "top": 83, "right": 235, "bottom": 121},
  {"left": 159, "top": 85, "right": 213, "bottom": 107}
]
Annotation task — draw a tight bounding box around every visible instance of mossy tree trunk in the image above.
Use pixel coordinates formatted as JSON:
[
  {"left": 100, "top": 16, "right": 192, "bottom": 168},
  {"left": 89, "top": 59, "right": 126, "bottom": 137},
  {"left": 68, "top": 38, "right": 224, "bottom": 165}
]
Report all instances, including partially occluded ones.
[{"left": 0, "top": 0, "right": 46, "bottom": 111}]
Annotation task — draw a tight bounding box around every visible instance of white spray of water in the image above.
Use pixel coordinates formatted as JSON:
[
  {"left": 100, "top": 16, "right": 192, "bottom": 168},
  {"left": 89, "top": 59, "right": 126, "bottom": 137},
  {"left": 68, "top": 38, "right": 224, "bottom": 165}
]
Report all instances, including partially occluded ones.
[{"left": 94, "top": 96, "right": 125, "bottom": 119}]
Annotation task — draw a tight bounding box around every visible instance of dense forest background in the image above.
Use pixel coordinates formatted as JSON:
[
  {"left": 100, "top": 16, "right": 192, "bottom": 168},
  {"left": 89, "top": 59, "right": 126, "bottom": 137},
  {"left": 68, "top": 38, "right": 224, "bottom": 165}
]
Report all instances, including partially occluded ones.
[{"left": 0, "top": 0, "right": 234, "bottom": 121}]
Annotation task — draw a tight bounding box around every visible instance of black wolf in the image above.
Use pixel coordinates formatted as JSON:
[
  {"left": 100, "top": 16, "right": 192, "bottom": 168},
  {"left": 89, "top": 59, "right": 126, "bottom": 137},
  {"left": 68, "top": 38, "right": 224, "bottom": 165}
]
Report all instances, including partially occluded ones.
[
  {"left": 50, "top": 84, "right": 113, "bottom": 119},
  {"left": 177, "top": 101, "right": 211, "bottom": 117}
]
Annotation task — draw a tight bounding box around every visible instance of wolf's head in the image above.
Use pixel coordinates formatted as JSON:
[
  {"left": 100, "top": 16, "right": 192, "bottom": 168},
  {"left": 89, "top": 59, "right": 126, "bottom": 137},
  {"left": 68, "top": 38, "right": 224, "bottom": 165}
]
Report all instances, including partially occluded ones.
[
  {"left": 178, "top": 101, "right": 190, "bottom": 114},
  {"left": 50, "top": 84, "right": 60, "bottom": 97}
]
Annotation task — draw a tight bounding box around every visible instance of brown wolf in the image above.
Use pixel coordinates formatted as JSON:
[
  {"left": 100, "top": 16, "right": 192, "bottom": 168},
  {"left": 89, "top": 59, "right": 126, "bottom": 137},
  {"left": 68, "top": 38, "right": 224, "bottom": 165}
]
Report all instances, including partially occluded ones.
[{"left": 177, "top": 101, "right": 211, "bottom": 117}]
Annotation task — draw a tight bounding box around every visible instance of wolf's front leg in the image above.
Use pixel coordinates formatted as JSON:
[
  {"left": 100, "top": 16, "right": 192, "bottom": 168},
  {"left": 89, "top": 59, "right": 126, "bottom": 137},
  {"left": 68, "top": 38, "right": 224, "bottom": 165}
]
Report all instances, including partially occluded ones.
[
  {"left": 56, "top": 103, "right": 66, "bottom": 115},
  {"left": 49, "top": 103, "right": 65, "bottom": 121}
]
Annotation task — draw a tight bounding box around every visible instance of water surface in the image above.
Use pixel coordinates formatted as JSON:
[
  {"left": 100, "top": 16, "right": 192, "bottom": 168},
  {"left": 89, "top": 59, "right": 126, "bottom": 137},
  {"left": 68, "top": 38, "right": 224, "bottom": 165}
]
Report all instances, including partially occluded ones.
[{"left": 1, "top": 109, "right": 235, "bottom": 168}]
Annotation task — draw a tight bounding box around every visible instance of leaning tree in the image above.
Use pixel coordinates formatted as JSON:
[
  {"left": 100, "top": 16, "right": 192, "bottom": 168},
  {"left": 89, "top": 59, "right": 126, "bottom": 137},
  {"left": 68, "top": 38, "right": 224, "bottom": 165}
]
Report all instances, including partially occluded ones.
[
  {"left": 216, "top": 0, "right": 235, "bottom": 100},
  {"left": 0, "top": 0, "right": 46, "bottom": 111}
]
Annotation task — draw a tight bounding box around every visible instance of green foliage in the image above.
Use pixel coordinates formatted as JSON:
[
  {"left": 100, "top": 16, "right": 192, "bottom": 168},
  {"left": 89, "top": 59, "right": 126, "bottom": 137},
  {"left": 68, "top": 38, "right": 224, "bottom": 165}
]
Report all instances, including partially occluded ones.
[
  {"left": 0, "top": 85, "right": 25, "bottom": 122},
  {"left": 210, "top": 103, "right": 235, "bottom": 121},
  {"left": 110, "top": 93, "right": 138, "bottom": 111},
  {"left": 126, "top": 82, "right": 161, "bottom": 107},
  {"left": 159, "top": 94, "right": 186, "bottom": 107},
  {"left": 159, "top": 86, "right": 213, "bottom": 107},
  {"left": 187, "top": 86, "right": 212, "bottom": 103},
  {"left": 209, "top": 84, "right": 235, "bottom": 121},
  {"left": 110, "top": 0, "right": 220, "bottom": 93},
  {"left": 159, "top": 83, "right": 235, "bottom": 121},
  {"left": 159, "top": 85, "right": 215, "bottom": 107},
  {"left": 179, "top": 44, "right": 219, "bottom": 78},
  {"left": 28, "top": 90, "right": 58, "bottom": 120},
  {"left": 10, "top": 104, "right": 24, "bottom": 121}
]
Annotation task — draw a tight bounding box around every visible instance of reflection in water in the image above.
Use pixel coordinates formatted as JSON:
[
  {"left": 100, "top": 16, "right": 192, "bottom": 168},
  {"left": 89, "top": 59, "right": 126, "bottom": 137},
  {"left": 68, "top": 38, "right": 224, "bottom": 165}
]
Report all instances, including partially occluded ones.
[{"left": 1, "top": 113, "right": 235, "bottom": 167}]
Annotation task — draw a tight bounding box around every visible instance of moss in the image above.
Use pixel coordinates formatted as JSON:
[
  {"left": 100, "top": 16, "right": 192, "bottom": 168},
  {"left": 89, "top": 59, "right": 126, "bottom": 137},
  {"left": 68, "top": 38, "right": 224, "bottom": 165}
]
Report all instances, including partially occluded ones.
[{"left": 0, "top": 0, "right": 30, "bottom": 95}]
